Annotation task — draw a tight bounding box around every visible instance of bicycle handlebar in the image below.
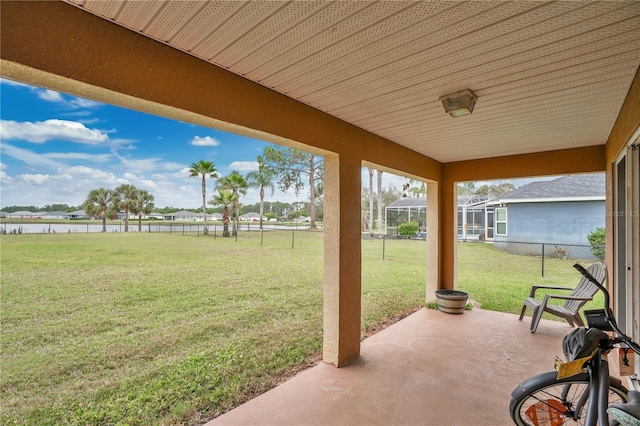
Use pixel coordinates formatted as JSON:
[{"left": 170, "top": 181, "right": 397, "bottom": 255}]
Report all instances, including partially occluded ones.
[{"left": 573, "top": 263, "right": 640, "bottom": 356}]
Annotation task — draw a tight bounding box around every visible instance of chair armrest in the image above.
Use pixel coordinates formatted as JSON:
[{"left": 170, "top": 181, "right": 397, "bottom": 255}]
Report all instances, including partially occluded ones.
[
  {"left": 542, "top": 294, "right": 593, "bottom": 303},
  {"left": 529, "top": 285, "right": 574, "bottom": 297}
]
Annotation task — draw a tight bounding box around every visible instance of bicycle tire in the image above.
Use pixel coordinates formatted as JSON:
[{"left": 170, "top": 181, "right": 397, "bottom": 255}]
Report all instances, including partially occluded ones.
[{"left": 510, "top": 371, "right": 628, "bottom": 425}]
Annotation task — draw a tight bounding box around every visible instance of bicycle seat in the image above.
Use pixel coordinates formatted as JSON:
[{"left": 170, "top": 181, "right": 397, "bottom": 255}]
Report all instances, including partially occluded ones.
[{"left": 607, "top": 390, "right": 640, "bottom": 426}]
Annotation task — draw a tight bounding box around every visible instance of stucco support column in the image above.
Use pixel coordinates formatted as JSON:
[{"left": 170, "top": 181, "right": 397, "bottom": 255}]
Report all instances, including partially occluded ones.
[
  {"left": 323, "top": 154, "right": 362, "bottom": 367},
  {"left": 440, "top": 173, "right": 457, "bottom": 290},
  {"left": 426, "top": 181, "right": 439, "bottom": 301}
]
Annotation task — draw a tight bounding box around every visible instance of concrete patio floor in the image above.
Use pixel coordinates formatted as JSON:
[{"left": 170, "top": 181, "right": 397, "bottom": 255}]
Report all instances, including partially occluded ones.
[{"left": 208, "top": 307, "right": 575, "bottom": 426}]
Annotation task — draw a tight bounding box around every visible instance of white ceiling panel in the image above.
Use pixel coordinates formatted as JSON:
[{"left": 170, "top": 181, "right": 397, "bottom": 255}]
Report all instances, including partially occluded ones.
[{"left": 63, "top": 0, "right": 640, "bottom": 163}]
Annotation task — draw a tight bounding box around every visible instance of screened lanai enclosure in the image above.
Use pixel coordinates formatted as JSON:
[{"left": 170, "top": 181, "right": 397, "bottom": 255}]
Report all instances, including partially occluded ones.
[
  {"left": 384, "top": 195, "right": 493, "bottom": 239},
  {"left": 385, "top": 197, "right": 427, "bottom": 233},
  {"left": 458, "top": 195, "right": 494, "bottom": 240}
]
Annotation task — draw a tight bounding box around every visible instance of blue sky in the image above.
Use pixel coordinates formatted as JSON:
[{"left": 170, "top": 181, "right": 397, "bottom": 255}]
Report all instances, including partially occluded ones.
[
  {"left": 0, "top": 77, "right": 534, "bottom": 210},
  {"left": 0, "top": 77, "right": 315, "bottom": 209}
]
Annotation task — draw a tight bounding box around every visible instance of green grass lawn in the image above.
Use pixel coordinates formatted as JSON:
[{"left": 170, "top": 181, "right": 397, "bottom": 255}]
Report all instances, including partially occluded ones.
[
  {"left": 1, "top": 232, "right": 426, "bottom": 425},
  {"left": 1, "top": 234, "right": 602, "bottom": 425},
  {"left": 457, "top": 241, "right": 604, "bottom": 318}
]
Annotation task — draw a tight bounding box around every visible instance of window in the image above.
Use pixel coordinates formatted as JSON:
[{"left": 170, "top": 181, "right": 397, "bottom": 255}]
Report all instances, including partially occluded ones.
[{"left": 495, "top": 207, "right": 507, "bottom": 236}]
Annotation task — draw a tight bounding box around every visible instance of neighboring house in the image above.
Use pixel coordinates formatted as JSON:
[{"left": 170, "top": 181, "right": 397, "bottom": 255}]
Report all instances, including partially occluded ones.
[
  {"left": 147, "top": 212, "right": 165, "bottom": 220},
  {"left": 163, "top": 211, "right": 203, "bottom": 221},
  {"left": 239, "top": 212, "right": 266, "bottom": 222},
  {"left": 162, "top": 211, "right": 219, "bottom": 221},
  {"left": 5, "top": 211, "right": 43, "bottom": 219},
  {"left": 42, "top": 211, "right": 67, "bottom": 219},
  {"left": 63, "top": 210, "right": 89, "bottom": 220},
  {"left": 488, "top": 174, "right": 605, "bottom": 257}
]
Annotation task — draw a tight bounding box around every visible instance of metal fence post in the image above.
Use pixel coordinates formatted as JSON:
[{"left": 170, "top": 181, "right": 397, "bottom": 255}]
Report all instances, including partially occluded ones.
[
  {"left": 261, "top": 229, "right": 264, "bottom": 246},
  {"left": 292, "top": 230, "right": 295, "bottom": 249},
  {"left": 541, "top": 243, "right": 545, "bottom": 277},
  {"left": 383, "top": 236, "right": 385, "bottom": 260}
]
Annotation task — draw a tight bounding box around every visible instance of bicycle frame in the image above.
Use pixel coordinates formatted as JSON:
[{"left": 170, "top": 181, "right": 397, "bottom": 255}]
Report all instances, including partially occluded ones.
[
  {"left": 510, "top": 263, "right": 640, "bottom": 426},
  {"left": 573, "top": 263, "right": 639, "bottom": 426}
]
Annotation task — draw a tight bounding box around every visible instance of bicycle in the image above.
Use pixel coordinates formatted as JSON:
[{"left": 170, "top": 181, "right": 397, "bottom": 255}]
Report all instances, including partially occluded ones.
[{"left": 509, "top": 263, "right": 640, "bottom": 425}]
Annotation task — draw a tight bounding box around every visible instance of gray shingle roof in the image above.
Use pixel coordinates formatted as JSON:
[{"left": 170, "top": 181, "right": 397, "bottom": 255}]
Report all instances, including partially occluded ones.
[{"left": 497, "top": 174, "right": 604, "bottom": 201}]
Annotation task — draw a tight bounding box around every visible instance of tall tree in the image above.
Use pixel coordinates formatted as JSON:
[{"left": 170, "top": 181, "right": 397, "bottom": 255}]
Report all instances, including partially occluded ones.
[
  {"left": 368, "top": 168, "right": 374, "bottom": 234},
  {"left": 209, "top": 189, "right": 237, "bottom": 237},
  {"left": 247, "top": 161, "right": 275, "bottom": 230},
  {"left": 113, "top": 184, "right": 138, "bottom": 232},
  {"left": 131, "top": 189, "right": 155, "bottom": 232},
  {"left": 377, "top": 170, "right": 383, "bottom": 236},
  {"left": 82, "top": 187, "right": 117, "bottom": 232},
  {"left": 475, "top": 182, "right": 516, "bottom": 199},
  {"left": 261, "top": 146, "right": 323, "bottom": 229},
  {"left": 457, "top": 182, "right": 477, "bottom": 196},
  {"left": 216, "top": 171, "right": 248, "bottom": 236},
  {"left": 188, "top": 160, "right": 218, "bottom": 235}
]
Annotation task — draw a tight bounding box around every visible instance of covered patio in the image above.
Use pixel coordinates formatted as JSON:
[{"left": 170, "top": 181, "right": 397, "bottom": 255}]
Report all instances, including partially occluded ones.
[
  {"left": 209, "top": 308, "right": 571, "bottom": 425},
  {"left": 1, "top": 1, "right": 638, "bottom": 423}
]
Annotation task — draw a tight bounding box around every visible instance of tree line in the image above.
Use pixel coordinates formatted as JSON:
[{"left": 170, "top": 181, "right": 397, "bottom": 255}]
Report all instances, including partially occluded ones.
[{"left": 73, "top": 145, "right": 324, "bottom": 237}]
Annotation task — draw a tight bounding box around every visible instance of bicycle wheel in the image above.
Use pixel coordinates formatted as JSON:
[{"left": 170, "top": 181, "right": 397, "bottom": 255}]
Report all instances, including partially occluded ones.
[{"left": 510, "top": 371, "right": 628, "bottom": 425}]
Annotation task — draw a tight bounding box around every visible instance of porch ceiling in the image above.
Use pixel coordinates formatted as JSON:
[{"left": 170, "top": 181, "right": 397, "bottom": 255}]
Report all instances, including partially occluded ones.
[{"left": 64, "top": 0, "right": 640, "bottom": 163}]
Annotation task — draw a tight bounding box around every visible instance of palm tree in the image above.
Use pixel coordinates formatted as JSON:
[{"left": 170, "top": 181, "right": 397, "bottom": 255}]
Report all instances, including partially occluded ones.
[
  {"left": 131, "top": 189, "right": 154, "bottom": 232},
  {"left": 216, "top": 171, "right": 248, "bottom": 236},
  {"left": 113, "top": 184, "right": 138, "bottom": 232},
  {"left": 188, "top": 160, "right": 217, "bottom": 235},
  {"left": 82, "top": 187, "right": 117, "bottom": 232},
  {"left": 209, "top": 189, "right": 237, "bottom": 237},
  {"left": 246, "top": 164, "right": 275, "bottom": 230}
]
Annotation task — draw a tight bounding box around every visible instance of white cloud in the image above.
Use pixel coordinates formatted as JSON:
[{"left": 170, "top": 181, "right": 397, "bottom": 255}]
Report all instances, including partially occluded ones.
[
  {"left": 0, "top": 144, "right": 63, "bottom": 169},
  {"left": 0, "top": 78, "right": 29, "bottom": 87},
  {"left": 38, "top": 89, "right": 64, "bottom": 102},
  {"left": 138, "top": 179, "right": 159, "bottom": 190},
  {"left": 229, "top": 161, "right": 259, "bottom": 172},
  {"left": 0, "top": 171, "right": 12, "bottom": 184},
  {"left": 45, "top": 152, "right": 112, "bottom": 163},
  {"left": 123, "top": 172, "right": 141, "bottom": 181},
  {"left": 52, "top": 173, "right": 73, "bottom": 183},
  {"left": 18, "top": 174, "right": 50, "bottom": 185},
  {"left": 0, "top": 119, "right": 109, "bottom": 144},
  {"left": 190, "top": 136, "right": 221, "bottom": 146},
  {"left": 0, "top": 162, "right": 6, "bottom": 170},
  {"left": 69, "top": 98, "right": 102, "bottom": 109},
  {"left": 174, "top": 168, "right": 193, "bottom": 178},
  {"left": 117, "top": 157, "right": 184, "bottom": 173},
  {"left": 57, "top": 165, "right": 119, "bottom": 183},
  {"left": 34, "top": 88, "right": 103, "bottom": 110}
]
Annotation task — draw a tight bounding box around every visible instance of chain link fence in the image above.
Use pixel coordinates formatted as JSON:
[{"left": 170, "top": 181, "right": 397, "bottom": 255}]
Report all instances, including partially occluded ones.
[{"left": 458, "top": 240, "right": 604, "bottom": 282}]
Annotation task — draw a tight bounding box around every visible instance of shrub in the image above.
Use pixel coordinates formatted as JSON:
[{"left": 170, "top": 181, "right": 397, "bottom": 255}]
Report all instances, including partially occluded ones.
[
  {"left": 398, "top": 221, "right": 419, "bottom": 236},
  {"left": 587, "top": 227, "right": 605, "bottom": 261}
]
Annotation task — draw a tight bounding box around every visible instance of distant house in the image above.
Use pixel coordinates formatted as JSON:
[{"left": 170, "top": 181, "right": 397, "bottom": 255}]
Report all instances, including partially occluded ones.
[
  {"left": 63, "top": 210, "right": 89, "bottom": 219},
  {"left": 147, "top": 212, "right": 164, "bottom": 220},
  {"left": 163, "top": 211, "right": 202, "bottom": 221},
  {"left": 239, "top": 212, "right": 266, "bottom": 222},
  {"left": 488, "top": 174, "right": 605, "bottom": 257},
  {"left": 42, "top": 211, "right": 67, "bottom": 219},
  {"left": 162, "top": 211, "right": 220, "bottom": 221},
  {"left": 5, "top": 211, "right": 43, "bottom": 219}
]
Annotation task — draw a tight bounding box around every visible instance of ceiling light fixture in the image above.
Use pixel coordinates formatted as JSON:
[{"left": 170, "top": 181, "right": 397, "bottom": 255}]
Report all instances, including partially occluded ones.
[{"left": 440, "top": 90, "right": 476, "bottom": 117}]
